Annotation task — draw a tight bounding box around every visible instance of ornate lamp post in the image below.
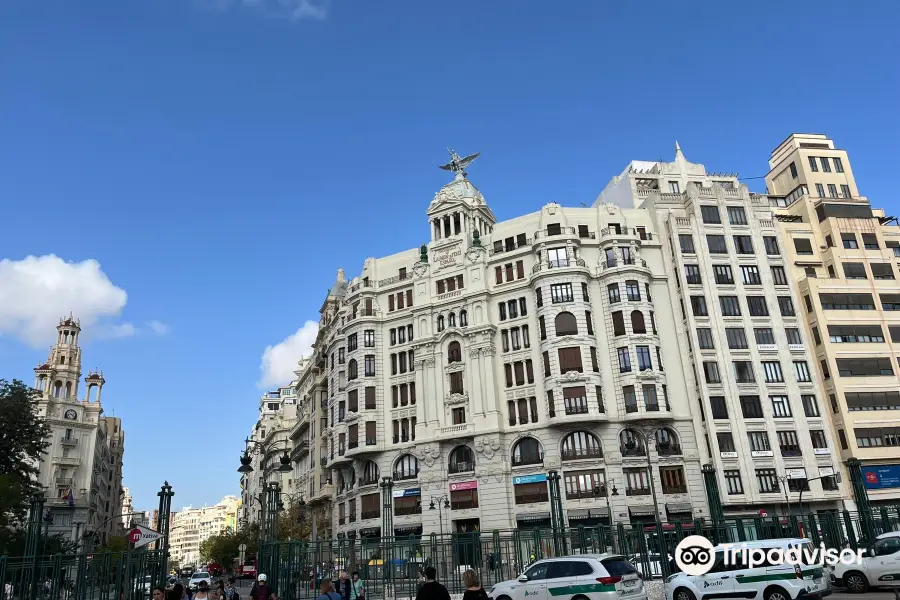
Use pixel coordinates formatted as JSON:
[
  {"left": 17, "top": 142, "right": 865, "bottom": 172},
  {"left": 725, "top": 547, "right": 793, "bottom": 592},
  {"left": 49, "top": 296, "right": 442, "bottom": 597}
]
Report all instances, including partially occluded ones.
[
  {"left": 237, "top": 438, "right": 292, "bottom": 544},
  {"left": 428, "top": 494, "right": 451, "bottom": 538},
  {"left": 156, "top": 481, "right": 175, "bottom": 582},
  {"left": 547, "top": 470, "right": 567, "bottom": 555}
]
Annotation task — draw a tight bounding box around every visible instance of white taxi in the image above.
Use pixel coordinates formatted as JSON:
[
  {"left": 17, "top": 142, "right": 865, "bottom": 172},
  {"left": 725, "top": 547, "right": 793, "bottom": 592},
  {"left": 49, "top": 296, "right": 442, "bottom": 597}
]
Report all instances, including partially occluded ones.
[
  {"left": 488, "top": 554, "right": 646, "bottom": 600},
  {"left": 831, "top": 530, "right": 900, "bottom": 593},
  {"left": 665, "top": 538, "right": 830, "bottom": 600}
]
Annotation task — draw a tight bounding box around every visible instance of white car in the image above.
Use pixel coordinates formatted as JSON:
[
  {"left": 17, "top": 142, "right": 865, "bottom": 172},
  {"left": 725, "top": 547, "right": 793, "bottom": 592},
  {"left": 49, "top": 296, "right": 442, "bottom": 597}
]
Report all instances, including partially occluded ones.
[
  {"left": 831, "top": 530, "right": 900, "bottom": 593},
  {"left": 665, "top": 538, "right": 829, "bottom": 600},
  {"left": 628, "top": 553, "right": 673, "bottom": 578},
  {"left": 189, "top": 572, "right": 212, "bottom": 591},
  {"left": 488, "top": 554, "right": 646, "bottom": 600}
]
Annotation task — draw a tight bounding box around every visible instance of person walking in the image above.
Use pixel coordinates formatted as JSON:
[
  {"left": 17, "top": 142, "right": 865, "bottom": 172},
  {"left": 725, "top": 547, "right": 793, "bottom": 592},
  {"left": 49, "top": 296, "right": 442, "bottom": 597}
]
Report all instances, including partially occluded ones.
[
  {"left": 194, "top": 581, "right": 212, "bottom": 600},
  {"left": 349, "top": 572, "right": 365, "bottom": 600},
  {"left": 337, "top": 572, "right": 350, "bottom": 600},
  {"left": 222, "top": 578, "right": 239, "bottom": 600},
  {"left": 315, "top": 580, "right": 341, "bottom": 600},
  {"left": 249, "top": 575, "right": 277, "bottom": 600},
  {"left": 461, "top": 570, "right": 488, "bottom": 600},
  {"left": 414, "top": 567, "right": 450, "bottom": 600}
]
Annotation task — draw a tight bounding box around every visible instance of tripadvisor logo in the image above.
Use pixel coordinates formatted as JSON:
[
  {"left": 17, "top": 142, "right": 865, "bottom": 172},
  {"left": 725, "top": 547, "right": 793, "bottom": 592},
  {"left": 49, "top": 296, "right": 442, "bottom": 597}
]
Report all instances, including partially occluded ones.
[{"left": 674, "top": 535, "right": 865, "bottom": 576}]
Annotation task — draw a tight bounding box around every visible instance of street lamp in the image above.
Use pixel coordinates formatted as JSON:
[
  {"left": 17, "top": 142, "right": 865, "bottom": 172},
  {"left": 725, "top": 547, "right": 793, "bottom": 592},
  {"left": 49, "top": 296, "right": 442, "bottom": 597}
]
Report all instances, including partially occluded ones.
[
  {"left": 593, "top": 479, "right": 619, "bottom": 517},
  {"left": 429, "top": 494, "right": 450, "bottom": 537},
  {"left": 237, "top": 438, "right": 292, "bottom": 545}
]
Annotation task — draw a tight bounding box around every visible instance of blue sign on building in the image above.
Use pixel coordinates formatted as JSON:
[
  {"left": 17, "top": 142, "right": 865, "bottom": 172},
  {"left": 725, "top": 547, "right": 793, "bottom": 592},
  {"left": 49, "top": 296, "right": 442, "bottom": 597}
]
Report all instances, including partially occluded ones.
[
  {"left": 862, "top": 465, "right": 900, "bottom": 489},
  {"left": 392, "top": 487, "right": 422, "bottom": 498},
  {"left": 512, "top": 474, "right": 547, "bottom": 485}
]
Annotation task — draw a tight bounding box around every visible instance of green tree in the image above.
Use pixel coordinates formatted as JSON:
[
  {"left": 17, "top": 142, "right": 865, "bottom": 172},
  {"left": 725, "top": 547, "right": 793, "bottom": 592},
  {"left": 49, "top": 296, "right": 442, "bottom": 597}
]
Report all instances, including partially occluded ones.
[{"left": 0, "top": 379, "right": 51, "bottom": 554}]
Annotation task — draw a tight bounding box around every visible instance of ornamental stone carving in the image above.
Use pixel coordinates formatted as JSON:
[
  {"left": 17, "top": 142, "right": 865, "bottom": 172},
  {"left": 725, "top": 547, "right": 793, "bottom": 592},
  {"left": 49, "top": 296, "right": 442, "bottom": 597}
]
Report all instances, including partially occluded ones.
[
  {"left": 423, "top": 357, "right": 436, "bottom": 368},
  {"left": 413, "top": 262, "right": 429, "bottom": 278},
  {"left": 445, "top": 393, "right": 469, "bottom": 407},
  {"left": 474, "top": 438, "right": 500, "bottom": 461},
  {"left": 481, "top": 344, "right": 496, "bottom": 357},
  {"left": 562, "top": 370, "right": 583, "bottom": 382},
  {"left": 467, "top": 347, "right": 481, "bottom": 358},
  {"left": 445, "top": 362, "right": 464, "bottom": 374},
  {"left": 416, "top": 445, "right": 441, "bottom": 468},
  {"left": 465, "top": 245, "right": 486, "bottom": 263},
  {"left": 476, "top": 471, "right": 504, "bottom": 485}
]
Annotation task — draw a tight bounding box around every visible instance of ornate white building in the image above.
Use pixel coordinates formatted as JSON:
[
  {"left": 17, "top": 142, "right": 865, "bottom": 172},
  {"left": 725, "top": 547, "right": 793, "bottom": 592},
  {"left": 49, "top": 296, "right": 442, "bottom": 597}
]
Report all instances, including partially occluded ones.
[
  {"left": 31, "top": 315, "right": 126, "bottom": 546},
  {"left": 280, "top": 152, "right": 712, "bottom": 542}
]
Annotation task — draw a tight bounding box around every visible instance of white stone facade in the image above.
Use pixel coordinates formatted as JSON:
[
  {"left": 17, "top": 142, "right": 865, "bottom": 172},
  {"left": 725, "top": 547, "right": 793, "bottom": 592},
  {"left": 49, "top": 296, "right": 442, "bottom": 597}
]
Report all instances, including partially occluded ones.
[
  {"left": 596, "top": 145, "right": 846, "bottom": 514},
  {"left": 31, "top": 315, "right": 126, "bottom": 546},
  {"left": 170, "top": 496, "right": 240, "bottom": 567},
  {"left": 281, "top": 158, "right": 710, "bottom": 541}
]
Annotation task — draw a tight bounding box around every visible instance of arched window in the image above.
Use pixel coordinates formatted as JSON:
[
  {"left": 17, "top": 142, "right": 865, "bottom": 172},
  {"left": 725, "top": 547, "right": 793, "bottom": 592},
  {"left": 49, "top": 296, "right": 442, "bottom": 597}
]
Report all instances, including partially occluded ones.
[
  {"left": 361, "top": 460, "right": 380, "bottom": 485},
  {"left": 348, "top": 359, "right": 358, "bottom": 380},
  {"left": 54, "top": 381, "right": 62, "bottom": 398},
  {"left": 447, "top": 341, "right": 462, "bottom": 363},
  {"left": 512, "top": 437, "right": 543, "bottom": 466},
  {"left": 561, "top": 431, "right": 603, "bottom": 460},
  {"left": 448, "top": 312, "right": 456, "bottom": 327},
  {"left": 555, "top": 312, "right": 578, "bottom": 336},
  {"left": 449, "top": 446, "right": 475, "bottom": 474},
  {"left": 620, "top": 429, "right": 646, "bottom": 456},
  {"left": 437, "top": 315, "right": 445, "bottom": 332},
  {"left": 655, "top": 428, "right": 681, "bottom": 456},
  {"left": 631, "top": 310, "right": 646, "bottom": 334},
  {"left": 394, "top": 454, "right": 419, "bottom": 481},
  {"left": 460, "top": 309, "right": 468, "bottom": 327}
]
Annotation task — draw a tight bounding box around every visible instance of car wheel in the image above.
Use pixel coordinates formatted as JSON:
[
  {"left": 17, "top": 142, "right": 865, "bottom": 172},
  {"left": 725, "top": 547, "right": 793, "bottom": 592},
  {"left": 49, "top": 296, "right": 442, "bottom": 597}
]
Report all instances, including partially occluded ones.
[
  {"left": 572, "top": 596, "right": 590, "bottom": 600},
  {"left": 843, "top": 571, "right": 869, "bottom": 594},
  {"left": 763, "top": 586, "right": 790, "bottom": 600},
  {"left": 673, "top": 587, "right": 696, "bottom": 600},
  {"left": 496, "top": 596, "right": 512, "bottom": 600}
]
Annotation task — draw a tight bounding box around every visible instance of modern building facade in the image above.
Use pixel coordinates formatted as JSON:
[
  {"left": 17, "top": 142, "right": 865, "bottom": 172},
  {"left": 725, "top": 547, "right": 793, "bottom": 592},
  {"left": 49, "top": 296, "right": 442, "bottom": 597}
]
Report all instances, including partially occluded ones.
[
  {"left": 31, "top": 315, "right": 127, "bottom": 546},
  {"left": 596, "top": 145, "right": 847, "bottom": 515},
  {"left": 766, "top": 133, "right": 900, "bottom": 505},
  {"left": 276, "top": 152, "right": 712, "bottom": 544}
]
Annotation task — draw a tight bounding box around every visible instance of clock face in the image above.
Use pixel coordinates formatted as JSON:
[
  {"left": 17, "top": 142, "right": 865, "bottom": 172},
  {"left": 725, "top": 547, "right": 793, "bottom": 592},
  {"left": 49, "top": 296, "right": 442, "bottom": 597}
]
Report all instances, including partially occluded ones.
[{"left": 64, "top": 409, "right": 77, "bottom": 420}]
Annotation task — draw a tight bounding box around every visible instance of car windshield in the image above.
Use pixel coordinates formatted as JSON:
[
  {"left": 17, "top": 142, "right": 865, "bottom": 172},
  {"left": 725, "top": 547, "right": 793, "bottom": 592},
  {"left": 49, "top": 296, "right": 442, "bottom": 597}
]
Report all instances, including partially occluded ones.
[{"left": 192, "top": 573, "right": 209, "bottom": 579}]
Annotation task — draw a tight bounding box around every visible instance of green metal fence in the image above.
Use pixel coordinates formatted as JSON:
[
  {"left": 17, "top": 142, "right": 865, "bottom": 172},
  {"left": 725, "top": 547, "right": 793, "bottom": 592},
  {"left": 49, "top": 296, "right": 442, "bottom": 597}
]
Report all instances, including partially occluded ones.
[
  {"left": 0, "top": 550, "right": 166, "bottom": 600},
  {"left": 256, "top": 509, "right": 900, "bottom": 599}
]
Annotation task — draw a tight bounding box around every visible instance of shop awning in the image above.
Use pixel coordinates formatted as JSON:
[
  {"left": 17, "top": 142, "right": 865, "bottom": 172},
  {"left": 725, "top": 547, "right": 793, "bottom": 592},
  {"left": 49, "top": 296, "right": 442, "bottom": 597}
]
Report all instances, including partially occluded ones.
[
  {"left": 358, "top": 527, "right": 381, "bottom": 537},
  {"left": 629, "top": 506, "right": 657, "bottom": 517},
  {"left": 567, "top": 509, "right": 590, "bottom": 520},
  {"left": 590, "top": 507, "right": 610, "bottom": 518},
  {"left": 666, "top": 503, "right": 693, "bottom": 514},
  {"left": 394, "top": 525, "right": 423, "bottom": 534},
  {"left": 516, "top": 512, "right": 551, "bottom": 522}
]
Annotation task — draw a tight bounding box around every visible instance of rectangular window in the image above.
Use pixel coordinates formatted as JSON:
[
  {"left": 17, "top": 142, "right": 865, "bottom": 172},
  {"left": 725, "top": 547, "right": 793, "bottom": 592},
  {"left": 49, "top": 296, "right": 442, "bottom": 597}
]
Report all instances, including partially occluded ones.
[
  {"left": 747, "top": 296, "right": 768, "bottom": 316},
  {"left": 762, "top": 361, "right": 784, "bottom": 383},
  {"left": 843, "top": 262, "right": 868, "bottom": 279},
  {"left": 842, "top": 232, "right": 859, "bottom": 249},
  {"left": 725, "top": 327, "right": 748, "bottom": 349},
  {"left": 789, "top": 162, "right": 797, "bottom": 178},
  {"left": 733, "top": 362, "right": 755, "bottom": 384},
  {"left": 771, "top": 266, "right": 788, "bottom": 286},
  {"left": 841, "top": 184, "right": 851, "bottom": 198},
  {"left": 733, "top": 235, "right": 754, "bottom": 254},
  {"left": 820, "top": 156, "right": 831, "bottom": 172},
  {"left": 727, "top": 206, "right": 747, "bottom": 225},
  {"left": 794, "top": 361, "right": 812, "bottom": 382},
  {"left": 808, "top": 156, "right": 819, "bottom": 172},
  {"left": 764, "top": 236, "right": 780, "bottom": 256},
  {"left": 713, "top": 264, "right": 734, "bottom": 284},
  {"left": 778, "top": 430, "right": 801, "bottom": 457},
  {"left": 720, "top": 296, "right": 742, "bottom": 316},
  {"left": 707, "top": 235, "right": 728, "bottom": 254},
  {"left": 771, "top": 395, "right": 792, "bottom": 418},
  {"left": 820, "top": 293, "right": 875, "bottom": 310},
  {"left": 679, "top": 234, "right": 695, "bottom": 254},
  {"left": 558, "top": 347, "right": 583, "bottom": 373},
  {"left": 845, "top": 391, "right": 900, "bottom": 411},
  {"left": 617, "top": 347, "right": 631, "bottom": 373},
  {"left": 612, "top": 311, "right": 625, "bottom": 336},
  {"left": 710, "top": 396, "right": 728, "bottom": 419},
  {"left": 862, "top": 233, "right": 879, "bottom": 250},
  {"left": 550, "top": 283, "right": 574, "bottom": 303},
  {"left": 607, "top": 283, "right": 620, "bottom": 303},
  {"left": 872, "top": 263, "right": 895, "bottom": 280},
  {"left": 636, "top": 346, "right": 652, "bottom": 371},
  {"left": 703, "top": 361, "right": 721, "bottom": 384},
  {"left": 802, "top": 394, "right": 820, "bottom": 417},
  {"left": 836, "top": 358, "right": 895, "bottom": 377},
  {"left": 684, "top": 265, "right": 702, "bottom": 285},
  {"left": 696, "top": 328, "right": 714, "bottom": 349},
  {"left": 785, "top": 328, "right": 802, "bottom": 345},
  {"left": 793, "top": 238, "right": 813, "bottom": 255},
  {"left": 701, "top": 205, "right": 721, "bottom": 224},
  {"left": 778, "top": 296, "right": 795, "bottom": 317},
  {"left": 834, "top": 156, "right": 844, "bottom": 173},
  {"left": 717, "top": 432, "right": 735, "bottom": 453},
  {"left": 364, "top": 355, "right": 375, "bottom": 377},
  {"left": 741, "top": 265, "right": 761, "bottom": 285},
  {"left": 828, "top": 324, "right": 885, "bottom": 343},
  {"left": 669, "top": 181, "right": 680, "bottom": 193},
  {"left": 754, "top": 327, "right": 775, "bottom": 345},
  {"left": 724, "top": 470, "right": 744, "bottom": 495},
  {"left": 748, "top": 431, "right": 770, "bottom": 452},
  {"left": 690, "top": 295, "right": 708, "bottom": 317},
  {"left": 756, "top": 469, "right": 779, "bottom": 494}
]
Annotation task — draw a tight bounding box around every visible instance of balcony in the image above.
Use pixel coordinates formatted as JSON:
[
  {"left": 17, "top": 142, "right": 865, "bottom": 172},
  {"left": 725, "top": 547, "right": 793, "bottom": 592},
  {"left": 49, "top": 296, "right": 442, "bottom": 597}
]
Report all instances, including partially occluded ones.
[
  {"left": 52, "top": 456, "right": 80, "bottom": 466},
  {"left": 564, "top": 403, "right": 589, "bottom": 416},
  {"left": 656, "top": 444, "right": 682, "bottom": 457},
  {"left": 55, "top": 477, "right": 74, "bottom": 487},
  {"left": 561, "top": 448, "right": 603, "bottom": 461},
  {"left": 60, "top": 437, "right": 78, "bottom": 447},
  {"left": 515, "top": 493, "right": 549, "bottom": 504},
  {"left": 348, "top": 280, "right": 374, "bottom": 294},
  {"left": 620, "top": 444, "right": 646, "bottom": 457},
  {"left": 359, "top": 477, "right": 379, "bottom": 487},
  {"left": 531, "top": 257, "right": 587, "bottom": 274},
  {"left": 566, "top": 487, "right": 606, "bottom": 500},
  {"left": 512, "top": 452, "right": 544, "bottom": 467},
  {"left": 393, "top": 471, "right": 419, "bottom": 482},
  {"left": 490, "top": 239, "right": 533, "bottom": 256},
  {"left": 626, "top": 487, "right": 651, "bottom": 497},
  {"left": 534, "top": 226, "right": 576, "bottom": 239},
  {"left": 662, "top": 484, "right": 688, "bottom": 495},
  {"left": 348, "top": 440, "right": 359, "bottom": 450},
  {"left": 449, "top": 461, "right": 474, "bottom": 474},
  {"left": 361, "top": 509, "right": 380, "bottom": 520},
  {"left": 377, "top": 273, "right": 411, "bottom": 287},
  {"left": 781, "top": 447, "right": 803, "bottom": 458}
]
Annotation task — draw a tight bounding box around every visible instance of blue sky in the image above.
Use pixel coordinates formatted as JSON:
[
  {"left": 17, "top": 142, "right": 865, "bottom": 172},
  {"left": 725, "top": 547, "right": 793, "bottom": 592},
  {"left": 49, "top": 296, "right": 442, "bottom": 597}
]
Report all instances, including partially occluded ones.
[{"left": 1, "top": 0, "right": 897, "bottom": 513}]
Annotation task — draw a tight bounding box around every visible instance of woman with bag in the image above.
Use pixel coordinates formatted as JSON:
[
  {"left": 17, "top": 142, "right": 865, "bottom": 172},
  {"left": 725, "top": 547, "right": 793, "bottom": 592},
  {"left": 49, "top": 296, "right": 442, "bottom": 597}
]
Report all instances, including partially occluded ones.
[
  {"left": 315, "top": 580, "right": 341, "bottom": 600},
  {"left": 349, "top": 572, "right": 364, "bottom": 600}
]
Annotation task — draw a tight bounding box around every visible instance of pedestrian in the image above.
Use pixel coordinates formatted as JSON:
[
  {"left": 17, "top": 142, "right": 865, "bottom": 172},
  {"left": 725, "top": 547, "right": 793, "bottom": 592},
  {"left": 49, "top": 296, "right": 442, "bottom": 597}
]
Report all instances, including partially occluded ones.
[
  {"left": 349, "top": 572, "right": 364, "bottom": 600},
  {"left": 194, "top": 581, "right": 212, "bottom": 600},
  {"left": 153, "top": 586, "right": 167, "bottom": 600},
  {"left": 337, "top": 572, "right": 350, "bottom": 600},
  {"left": 461, "top": 570, "right": 487, "bottom": 600},
  {"left": 414, "top": 567, "right": 450, "bottom": 600},
  {"left": 249, "top": 574, "right": 276, "bottom": 600},
  {"left": 222, "top": 578, "right": 239, "bottom": 600},
  {"left": 315, "top": 580, "right": 341, "bottom": 600}
]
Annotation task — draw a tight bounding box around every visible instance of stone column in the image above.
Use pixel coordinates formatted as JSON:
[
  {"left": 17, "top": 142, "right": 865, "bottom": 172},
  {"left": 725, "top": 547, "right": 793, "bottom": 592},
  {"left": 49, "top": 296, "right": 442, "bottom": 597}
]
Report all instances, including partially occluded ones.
[
  {"left": 468, "top": 347, "right": 484, "bottom": 415},
  {"left": 414, "top": 359, "right": 428, "bottom": 423}
]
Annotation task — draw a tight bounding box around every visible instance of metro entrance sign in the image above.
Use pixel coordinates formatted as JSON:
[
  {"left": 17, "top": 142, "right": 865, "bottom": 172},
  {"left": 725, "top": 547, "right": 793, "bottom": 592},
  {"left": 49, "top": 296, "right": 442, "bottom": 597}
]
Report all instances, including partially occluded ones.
[{"left": 127, "top": 525, "right": 164, "bottom": 548}]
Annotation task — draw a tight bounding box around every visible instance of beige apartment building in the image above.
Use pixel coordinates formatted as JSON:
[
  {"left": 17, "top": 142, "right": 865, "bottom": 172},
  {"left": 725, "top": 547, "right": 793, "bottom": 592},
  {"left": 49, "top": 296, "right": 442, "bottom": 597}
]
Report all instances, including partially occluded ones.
[
  {"left": 766, "top": 133, "right": 900, "bottom": 505},
  {"left": 170, "top": 496, "right": 240, "bottom": 567},
  {"left": 596, "top": 145, "right": 846, "bottom": 515}
]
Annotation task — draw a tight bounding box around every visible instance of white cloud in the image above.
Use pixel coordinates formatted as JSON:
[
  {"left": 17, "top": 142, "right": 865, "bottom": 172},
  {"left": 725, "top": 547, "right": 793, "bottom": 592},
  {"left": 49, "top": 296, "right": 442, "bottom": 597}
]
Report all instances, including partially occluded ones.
[
  {"left": 259, "top": 320, "right": 319, "bottom": 388},
  {"left": 0, "top": 255, "right": 168, "bottom": 347},
  {"left": 146, "top": 320, "right": 172, "bottom": 336},
  {"left": 197, "top": 0, "right": 330, "bottom": 21},
  {"left": 0, "top": 255, "right": 129, "bottom": 347}
]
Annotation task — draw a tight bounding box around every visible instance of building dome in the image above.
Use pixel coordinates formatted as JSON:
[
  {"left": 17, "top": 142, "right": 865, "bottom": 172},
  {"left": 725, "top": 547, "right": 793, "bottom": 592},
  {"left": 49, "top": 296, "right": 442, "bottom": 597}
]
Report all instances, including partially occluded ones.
[{"left": 429, "top": 174, "right": 487, "bottom": 210}]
